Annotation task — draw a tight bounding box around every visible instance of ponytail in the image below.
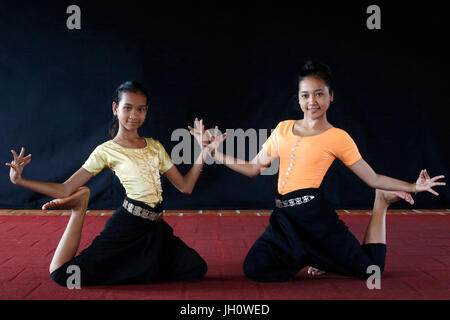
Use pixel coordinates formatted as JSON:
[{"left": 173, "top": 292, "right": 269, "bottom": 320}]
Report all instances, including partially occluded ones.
[{"left": 109, "top": 116, "right": 119, "bottom": 138}]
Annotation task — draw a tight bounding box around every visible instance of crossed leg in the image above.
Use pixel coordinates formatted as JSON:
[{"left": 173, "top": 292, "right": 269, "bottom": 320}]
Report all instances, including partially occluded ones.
[
  {"left": 44, "top": 187, "right": 90, "bottom": 274},
  {"left": 307, "top": 189, "right": 414, "bottom": 276}
]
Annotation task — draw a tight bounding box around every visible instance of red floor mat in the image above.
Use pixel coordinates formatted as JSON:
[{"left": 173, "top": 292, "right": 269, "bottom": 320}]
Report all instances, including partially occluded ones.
[{"left": 0, "top": 215, "right": 448, "bottom": 300}]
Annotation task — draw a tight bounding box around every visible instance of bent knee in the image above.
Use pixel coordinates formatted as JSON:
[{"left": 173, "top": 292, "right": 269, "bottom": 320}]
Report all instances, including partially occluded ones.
[
  {"left": 182, "top": 257, "right": 208, "bottom": 282},
  {"left": 50, "top": 269, "right": 69, "bottom": 287},
  {"left": 194, "top": 258, "right": 208, "bottom": 280}
]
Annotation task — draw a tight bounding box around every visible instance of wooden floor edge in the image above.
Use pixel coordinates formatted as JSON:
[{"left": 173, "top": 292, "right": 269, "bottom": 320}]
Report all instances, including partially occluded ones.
[{"left": 0, "top": 209, "right": 449, "bottom": 216}]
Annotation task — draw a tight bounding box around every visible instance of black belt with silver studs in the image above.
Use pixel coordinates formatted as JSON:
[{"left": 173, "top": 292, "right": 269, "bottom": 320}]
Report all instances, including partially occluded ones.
[
  {"left": 275, "top": 195, "right": 315, "bottom": 208},
  {"left": 122, "top": 199, "right": 163, "bottom": 222}
]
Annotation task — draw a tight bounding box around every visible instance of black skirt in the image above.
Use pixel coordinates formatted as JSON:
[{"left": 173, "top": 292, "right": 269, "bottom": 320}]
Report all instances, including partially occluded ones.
[
  {"left": 50, "top": 197, "right": 207, "bottom": 287},
  {"left": 243, "top": 188, "right": 386, "bottom": 282}
]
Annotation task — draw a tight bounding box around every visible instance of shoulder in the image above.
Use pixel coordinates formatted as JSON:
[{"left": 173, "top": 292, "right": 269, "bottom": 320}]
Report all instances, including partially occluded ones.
[
  {"left": 144, "top": 138, "right": 169, "bottom": 152},
  {"left": 144, "top": 137, "right": 161, "bottom": 147},
  {"left": 91, "top": 140, "right": 115, "bottom": 152},
  {"left": 326, "top": 128, "right": 358, "bottom": 148},
  {"left": 328, "top": 127, "right": 353, "bottom": 139},
  {"left": 273, "top": 120, "right": 295, "bottom": 136}
]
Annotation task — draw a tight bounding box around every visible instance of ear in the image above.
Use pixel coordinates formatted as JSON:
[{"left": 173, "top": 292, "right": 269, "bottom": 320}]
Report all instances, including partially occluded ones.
[
  {"left": 112, "top": 102, "right": 117, "bottom": 116},
  {"left": 329, "top": 90, "right": 334, "bottom": 102}
]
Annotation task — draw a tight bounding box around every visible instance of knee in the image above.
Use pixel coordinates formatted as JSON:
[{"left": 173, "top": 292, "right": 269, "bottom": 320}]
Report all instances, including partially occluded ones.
[
  {"left": 243, "top": 256, "right": 258, "bottom": 280},
  {"left": 197, "top": 258, "right": 208, "bottom": 280},
  {"left": 49, "top": 269, "right": 68, "bottom": 287},
  {"left": 243, "top": 248, "right": 270, "bottom": 281},
  {"left": 186, "top": 257, "right": 208, "bottom": 282}
]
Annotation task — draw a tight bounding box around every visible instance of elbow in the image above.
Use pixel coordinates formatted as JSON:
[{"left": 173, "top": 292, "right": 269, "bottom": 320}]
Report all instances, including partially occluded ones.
[
  {"left": 180, "top": 187, "right": 193, "bottom": 195},
  {"left": 247, "top": 165, "right": 261, "bottom": 178},
  {"left": 248, "top": 171, "right": 260, "bottom": 178},
  {"left": 58, "top": 190, "right": 71, "bottom": 198},
  {"left": 60, "top": 183, "right": 75, "bottom": 198},
  {"left": 59, "top": 192, "right": 71, "bottom": 198}
]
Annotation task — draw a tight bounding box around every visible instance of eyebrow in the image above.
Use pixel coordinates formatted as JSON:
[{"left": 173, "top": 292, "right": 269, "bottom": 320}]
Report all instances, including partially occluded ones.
[
  {"left": 123, "top": 103, "right": 148, "bottom": 107},
  {"left": 300, "top": 89, "right": 324, "bottom": 93}
]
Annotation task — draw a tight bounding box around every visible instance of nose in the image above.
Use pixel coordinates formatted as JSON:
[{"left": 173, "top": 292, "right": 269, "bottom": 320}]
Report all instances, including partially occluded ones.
[
  {"left": 129, "top": 109, "right": 139, "bottom": 119},
  {"left": 308, "top": 95, "right": 317, "bottom": 105}
]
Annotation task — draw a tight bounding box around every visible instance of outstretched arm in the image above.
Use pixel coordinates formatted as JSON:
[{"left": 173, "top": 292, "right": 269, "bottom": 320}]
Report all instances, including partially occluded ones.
[
  {"left": 163, "top": 118, "right": 206, "bottom": 195},
  {"left": 213, "top": 148, "right": 274, "bottom": 178},
  {"left": 6, "top": 147, "right": 93, "bottom": 198},
  {"left": 349, "top": 158, "right": 445, "bottom": 195},
  {"left": 205, "top": 126, "right": 276, "bottom": 178}
]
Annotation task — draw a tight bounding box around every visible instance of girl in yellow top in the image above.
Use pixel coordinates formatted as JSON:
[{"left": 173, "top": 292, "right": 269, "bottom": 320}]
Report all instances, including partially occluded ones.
[
  {"left": 6, "top": 81, "right": 209, "bottom": 286},
  {"left": 207, "top": 61, "right": 446, "bottom": 281}
]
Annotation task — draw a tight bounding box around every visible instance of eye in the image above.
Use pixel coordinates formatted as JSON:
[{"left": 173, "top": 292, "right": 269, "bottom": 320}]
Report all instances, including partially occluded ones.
[
  {"left": 316, "top": 92, "right": 323, "bottom": 97},
  {"left": 301, "top": 94, "right": 308, "bottom": 99}
]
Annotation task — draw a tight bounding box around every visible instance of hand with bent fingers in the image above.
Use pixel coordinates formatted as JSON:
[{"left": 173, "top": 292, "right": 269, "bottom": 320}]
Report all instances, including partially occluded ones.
[
  {"left": 381, "top": 169, "right": 445, "bottom": 205},
  {"left": 188, "top": 118, "right": 209, "bottom": 147},
  {"left": 414, "top": 169, "right": 446, "bottom": 195},
  {"left": 204, "top": 125, "right": 227, "bottom": 157},
  {"left": 5, "top": 147, "right": 32, "bottom": 185}
]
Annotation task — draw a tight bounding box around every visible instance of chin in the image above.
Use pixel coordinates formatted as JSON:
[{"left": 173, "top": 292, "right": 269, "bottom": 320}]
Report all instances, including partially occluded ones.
[{"left": 308, "top": 111, "right": 324, "bottom": 118}]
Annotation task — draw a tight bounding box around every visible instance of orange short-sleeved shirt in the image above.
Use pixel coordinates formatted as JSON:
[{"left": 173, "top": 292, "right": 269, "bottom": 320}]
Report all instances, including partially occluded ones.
[{"left": 262, "top": 120, "right": 362, "bottom": 194}]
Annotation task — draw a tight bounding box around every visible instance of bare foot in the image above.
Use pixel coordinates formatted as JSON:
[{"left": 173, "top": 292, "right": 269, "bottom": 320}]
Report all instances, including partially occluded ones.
[
  {"left": 42, "top": 187, "right": 90, "bottom": 211},
  {"left": 307, "top": 266, "right": 326, "bottom": 276},
  {"left": 376, "top": 189, "right": 414, "bottom": 206}
]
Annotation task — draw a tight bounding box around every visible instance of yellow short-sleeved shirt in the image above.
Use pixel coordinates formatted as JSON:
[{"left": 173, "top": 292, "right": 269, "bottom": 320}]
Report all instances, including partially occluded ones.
[
  {"left": 262, "top": 120, "right": 362, "bottom": 194},
  {"left": 82, "top": 138, "right": 174, "bottom": 208}
]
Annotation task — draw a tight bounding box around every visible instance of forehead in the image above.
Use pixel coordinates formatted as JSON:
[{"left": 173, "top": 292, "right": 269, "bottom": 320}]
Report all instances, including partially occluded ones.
[
  {"left": 119, "top": 91, "right": 148, "bottom": 105},
  {"left": 299, "top": 76, "right": 328, "bottom": 92}
]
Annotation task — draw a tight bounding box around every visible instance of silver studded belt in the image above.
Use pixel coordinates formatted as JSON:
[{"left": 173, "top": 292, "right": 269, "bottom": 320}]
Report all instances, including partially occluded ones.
[
  {"left": 122, "top": 199, "right": 163, "bottom": 222},
  {"left": 275, "top": 195, "right": 315, "bottom": 208}
]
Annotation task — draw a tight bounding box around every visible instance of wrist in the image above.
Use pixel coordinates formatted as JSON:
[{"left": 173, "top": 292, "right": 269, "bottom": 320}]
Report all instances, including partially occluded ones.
[
  {"left": 412, "top": 183, "right": 418, "bottom": 194},
  {"left": 12, "top": 177, "right": 23, "bottom": 185}
]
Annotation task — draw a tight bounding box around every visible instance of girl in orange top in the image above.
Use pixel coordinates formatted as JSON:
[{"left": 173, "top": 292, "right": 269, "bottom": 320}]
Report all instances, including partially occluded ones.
[
  {"left": 207, "top": 61, "right": 446, "bottom": 281},
  {"left": 6, "top": 81, "right": 209, "bottom": 286}
]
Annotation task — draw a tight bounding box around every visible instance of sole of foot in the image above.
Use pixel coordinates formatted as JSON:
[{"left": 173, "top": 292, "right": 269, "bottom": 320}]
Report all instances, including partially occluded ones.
[
  {"left": 376, "top": 189, "right": 414, "bottom": 205},
  {"left": 42, "top": 187, "right": 90, "bottom": 210}
]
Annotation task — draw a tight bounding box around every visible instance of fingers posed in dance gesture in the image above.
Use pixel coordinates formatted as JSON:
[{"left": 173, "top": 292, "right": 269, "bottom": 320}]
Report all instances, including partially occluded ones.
[
  {"left": 188, "top": 118, "right": 208, "bottom": 148},
  {"left": 204, "top": 125, "right": 227, "bottom": 157},
  {"left": 414, "top": 169, "right": 446, "bottom": 196},
  {"left": 188, "top": 119, "right": 227, "bottom": 159},
  {"left": 5, "top": 147, "right": 32, "bottom": 184},
  {"left": 378, "top": 169, "right": 445, "bottom": 205}
]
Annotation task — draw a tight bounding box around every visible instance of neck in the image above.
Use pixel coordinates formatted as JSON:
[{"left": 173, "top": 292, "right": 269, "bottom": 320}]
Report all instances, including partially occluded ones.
[
  {"left": 301, "top": 114, "right": 330, "bottom": 130},
  {"left": 114, "top": 128, "right": 140, "bottom": 141}
]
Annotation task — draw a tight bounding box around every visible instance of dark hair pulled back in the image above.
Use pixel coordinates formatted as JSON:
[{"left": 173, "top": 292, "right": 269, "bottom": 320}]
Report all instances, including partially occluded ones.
[
  {"left": 298, "top": 60, "right": 334, "bottom": 93},
  {"left": 109, "top": 81, "right": 150, "bottom": 138}
]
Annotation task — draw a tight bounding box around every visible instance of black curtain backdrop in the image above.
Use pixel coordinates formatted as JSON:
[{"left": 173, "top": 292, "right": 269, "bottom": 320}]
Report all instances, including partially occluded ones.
[{"left": 1, "top": 1, "right": 449, "bottom": 210}]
